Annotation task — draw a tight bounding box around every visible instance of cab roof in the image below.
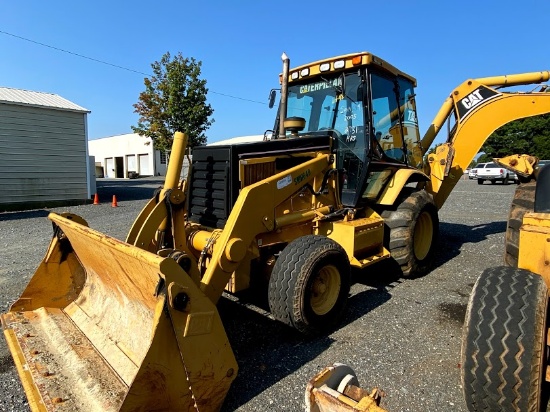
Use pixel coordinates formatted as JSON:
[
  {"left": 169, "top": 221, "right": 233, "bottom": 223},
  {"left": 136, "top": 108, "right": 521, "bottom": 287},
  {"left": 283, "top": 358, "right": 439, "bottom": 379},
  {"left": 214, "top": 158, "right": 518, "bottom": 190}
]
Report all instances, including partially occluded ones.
[{"left": 286, "top": 52, "right": 417, "bottom": 86}]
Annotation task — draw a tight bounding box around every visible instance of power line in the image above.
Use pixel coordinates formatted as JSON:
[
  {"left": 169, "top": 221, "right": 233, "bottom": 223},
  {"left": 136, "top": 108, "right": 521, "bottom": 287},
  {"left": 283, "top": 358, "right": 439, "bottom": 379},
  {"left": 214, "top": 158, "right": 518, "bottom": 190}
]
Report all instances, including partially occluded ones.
[
  {"left": 0, "top": 29, "right": 267, "bottom": 105},
  {"left": 0, "top": 30, "right": 149, "bottom": 76}
]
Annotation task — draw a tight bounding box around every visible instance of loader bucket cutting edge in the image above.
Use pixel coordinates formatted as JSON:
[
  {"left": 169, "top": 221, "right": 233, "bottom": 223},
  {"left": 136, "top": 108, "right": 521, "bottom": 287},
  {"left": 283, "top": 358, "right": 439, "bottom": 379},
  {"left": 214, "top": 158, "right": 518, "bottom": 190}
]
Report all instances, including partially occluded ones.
[{"left": 1, "top": 213, "right": 237, "bottom": 412}]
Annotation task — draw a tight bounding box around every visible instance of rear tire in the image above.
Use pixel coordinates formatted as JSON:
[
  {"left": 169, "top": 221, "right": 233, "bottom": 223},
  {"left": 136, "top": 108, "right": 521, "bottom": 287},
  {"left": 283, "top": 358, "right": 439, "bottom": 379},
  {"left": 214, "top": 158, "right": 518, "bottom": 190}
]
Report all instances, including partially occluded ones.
[
  {"left": 268, "top": 235, "right": 351, "bottom": 334},
  {"left": 381, "top": 190, "right": 439, "bottom": 277},
  {"left": 462, "top": 266, "right": 548, "bottom": 412},
  {"left": 505, "top": 182, "right": 536, "bottom": 267},
  {"left": 477, "top": 179, "right": 484, "bottom": 185}
]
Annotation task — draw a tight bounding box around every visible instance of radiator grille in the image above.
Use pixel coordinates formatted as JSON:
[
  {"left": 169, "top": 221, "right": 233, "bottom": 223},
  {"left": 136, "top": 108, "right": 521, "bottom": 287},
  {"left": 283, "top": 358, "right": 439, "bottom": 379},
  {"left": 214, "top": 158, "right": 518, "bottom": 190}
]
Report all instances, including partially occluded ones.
[
  {"left": 188, "top": 151, "right": 229, "bottom": 229},
  {"left": 243, "top": 162, "right": 276, "bottom": 186}
]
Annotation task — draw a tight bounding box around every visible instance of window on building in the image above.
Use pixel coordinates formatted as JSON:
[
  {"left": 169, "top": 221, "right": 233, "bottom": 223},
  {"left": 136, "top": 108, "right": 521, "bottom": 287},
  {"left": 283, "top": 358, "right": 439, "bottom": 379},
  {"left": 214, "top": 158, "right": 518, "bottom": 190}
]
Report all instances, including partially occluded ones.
[{"left": 160, "top": 151, "right": 167, "bottom": 164}]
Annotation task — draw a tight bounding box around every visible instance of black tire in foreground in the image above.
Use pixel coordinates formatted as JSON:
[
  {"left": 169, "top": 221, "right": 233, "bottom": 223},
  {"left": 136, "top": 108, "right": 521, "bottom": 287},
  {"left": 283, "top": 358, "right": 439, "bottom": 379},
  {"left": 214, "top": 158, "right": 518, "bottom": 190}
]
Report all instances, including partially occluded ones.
[
  {"left": 505, "top": 181, "right": 536, "bottom": 267},
  {"left": 268, "top": 235, "right": 351, "bottom": 335},
  {"left": 462, "top": 266, "right": 548, "bottom": 412},
  {"left": 381, "top": 190, "right": 439, "bottom": 277}
]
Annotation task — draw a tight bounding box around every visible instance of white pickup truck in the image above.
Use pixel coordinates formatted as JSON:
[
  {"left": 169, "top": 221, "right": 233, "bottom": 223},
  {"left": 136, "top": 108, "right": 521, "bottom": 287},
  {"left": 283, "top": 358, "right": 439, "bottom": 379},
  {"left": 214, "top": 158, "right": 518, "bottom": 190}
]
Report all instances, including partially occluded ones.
[{"left": 476, "top": 162, "right": 518, "bottom": 185}]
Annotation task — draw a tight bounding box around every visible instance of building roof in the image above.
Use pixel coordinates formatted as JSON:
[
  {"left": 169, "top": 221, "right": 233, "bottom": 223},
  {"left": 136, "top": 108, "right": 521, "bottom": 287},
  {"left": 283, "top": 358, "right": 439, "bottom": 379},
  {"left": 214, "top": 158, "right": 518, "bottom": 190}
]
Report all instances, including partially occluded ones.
[
  {"left": 208, "top": 135, "right": 265, "bottom": 146},
  {"left": 91, "top": 133, "right": 148, "bottom": 141},
  {"left": 89, "top": 133, "right": 267, "bottom": 148},
  {"left": 0, "top": 87, "right": 89, "bottom": 113}
]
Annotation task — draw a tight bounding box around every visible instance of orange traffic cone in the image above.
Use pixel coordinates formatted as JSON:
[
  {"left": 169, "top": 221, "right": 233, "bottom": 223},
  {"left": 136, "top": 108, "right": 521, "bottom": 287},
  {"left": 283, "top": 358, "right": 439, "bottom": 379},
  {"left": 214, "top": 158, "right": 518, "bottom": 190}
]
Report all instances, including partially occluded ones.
[
  {"left": 111, "top": 195, "right": 118, "bottom": 207},
  {"left": 93, "top": 193, "right": 100, "bottom": 205}
]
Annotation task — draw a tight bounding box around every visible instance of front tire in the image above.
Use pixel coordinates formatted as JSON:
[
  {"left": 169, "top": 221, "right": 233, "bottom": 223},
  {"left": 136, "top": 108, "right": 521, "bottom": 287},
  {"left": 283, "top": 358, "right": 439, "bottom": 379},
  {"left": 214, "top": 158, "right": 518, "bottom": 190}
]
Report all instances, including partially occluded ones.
[
  {"left": 477, "top": 179, "right": 484, "bottom": 185},
  {"left": 462, "top": 266, "right": 548, "bottom": 412},
  {"left": 268, "top": 235, "right": 351, "bottom": 334},
  {"left": 381, "top": 190, "right": 439, "bottom": 277}
]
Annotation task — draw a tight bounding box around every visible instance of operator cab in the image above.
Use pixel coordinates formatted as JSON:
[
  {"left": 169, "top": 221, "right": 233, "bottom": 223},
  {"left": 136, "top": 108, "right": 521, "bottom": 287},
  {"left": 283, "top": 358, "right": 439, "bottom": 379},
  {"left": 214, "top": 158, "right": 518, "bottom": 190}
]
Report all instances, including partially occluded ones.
[{"left": 272, "top": 52, "right": 424, "bottom": 208}]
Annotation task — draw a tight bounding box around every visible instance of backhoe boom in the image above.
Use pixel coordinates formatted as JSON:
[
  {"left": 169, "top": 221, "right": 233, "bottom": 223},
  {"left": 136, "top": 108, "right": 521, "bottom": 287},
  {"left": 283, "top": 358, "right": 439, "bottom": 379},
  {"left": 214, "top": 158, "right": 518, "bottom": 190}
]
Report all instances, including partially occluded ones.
[{"left": 422, "top": 71, "right": 550, "bottom": 209}]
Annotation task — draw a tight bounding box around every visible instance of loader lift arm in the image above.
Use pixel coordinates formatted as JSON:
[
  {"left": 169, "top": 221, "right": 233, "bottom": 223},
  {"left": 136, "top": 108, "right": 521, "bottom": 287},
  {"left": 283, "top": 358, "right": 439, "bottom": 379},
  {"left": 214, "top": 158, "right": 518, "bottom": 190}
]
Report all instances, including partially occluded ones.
[
  {"left": 421, "top": 71, "right": 550, "bottom": 209},
  {"left": 199, "top": 152, "right": 334, "bottom": 303}
]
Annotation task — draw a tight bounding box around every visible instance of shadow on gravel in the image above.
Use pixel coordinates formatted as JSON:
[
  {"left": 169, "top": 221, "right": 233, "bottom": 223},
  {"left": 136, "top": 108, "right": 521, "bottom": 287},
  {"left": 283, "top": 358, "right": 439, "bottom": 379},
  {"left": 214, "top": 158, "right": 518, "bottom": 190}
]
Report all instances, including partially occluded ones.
[
  {"left": 218, "top": 296, "right": 334, "bottom": 411},
  {"left": 96, "top": 178, "right": 162, "bottom": 202},
  {"left": 0, "top": 354, "right": 15, "bottom": 374},
  {"left": 434, "top": 220, "right": 507, "bottom": 270},
  {"left": 220, "top": 266, "right": 394, "bottom": 410},
  {"left": 0, "top": 209, "right": 50, "bottom": 222}
]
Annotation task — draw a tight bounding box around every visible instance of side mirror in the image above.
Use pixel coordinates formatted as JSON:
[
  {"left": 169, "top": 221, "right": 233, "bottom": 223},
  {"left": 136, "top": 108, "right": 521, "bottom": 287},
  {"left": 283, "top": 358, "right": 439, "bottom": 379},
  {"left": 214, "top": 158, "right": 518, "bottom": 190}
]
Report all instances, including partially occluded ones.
[{"left": 268, "top": 89, "right": 278, "bottom": 109}]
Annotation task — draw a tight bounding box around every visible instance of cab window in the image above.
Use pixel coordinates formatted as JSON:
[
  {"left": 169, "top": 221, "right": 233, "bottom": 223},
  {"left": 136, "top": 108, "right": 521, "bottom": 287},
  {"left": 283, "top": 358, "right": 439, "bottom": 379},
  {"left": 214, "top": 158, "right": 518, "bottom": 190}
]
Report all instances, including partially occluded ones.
[
  {"left": 398, "top": 77, "right": 423, "bottom": 168},
  {"left": 370, "top": 73, "right": 404, "bottom": 162}
]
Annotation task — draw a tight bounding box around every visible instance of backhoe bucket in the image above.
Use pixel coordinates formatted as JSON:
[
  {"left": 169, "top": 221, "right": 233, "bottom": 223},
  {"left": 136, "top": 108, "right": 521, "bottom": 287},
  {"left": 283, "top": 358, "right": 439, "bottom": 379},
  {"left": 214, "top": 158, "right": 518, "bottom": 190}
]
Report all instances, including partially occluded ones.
[{"left": 1, "top": 213, "right": 237, "bottom": 412}]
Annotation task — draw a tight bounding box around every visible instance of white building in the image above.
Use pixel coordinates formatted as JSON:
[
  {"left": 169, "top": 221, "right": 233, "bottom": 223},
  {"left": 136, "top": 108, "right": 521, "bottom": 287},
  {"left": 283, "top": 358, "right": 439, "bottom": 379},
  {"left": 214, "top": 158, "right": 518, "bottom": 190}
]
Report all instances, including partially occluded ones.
[
  {"left": 0, "top": 87, "right": 92, "bottom": 212},
  {"left": 88, "top": 133, "right": 167, "bottom": 178},
  {"left": 89, "top": 134, "right": 266, "bottom": 179}
]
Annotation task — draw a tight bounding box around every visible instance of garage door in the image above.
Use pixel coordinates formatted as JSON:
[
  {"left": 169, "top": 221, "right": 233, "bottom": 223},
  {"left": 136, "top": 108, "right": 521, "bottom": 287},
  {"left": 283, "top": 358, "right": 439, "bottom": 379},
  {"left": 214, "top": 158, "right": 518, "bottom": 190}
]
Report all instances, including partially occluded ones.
[
  {"left": 105, "top": 158, "right": 114, "bottom": 178},
  {"left": 138, "top": 154, "right": 150, "bottom": 176},
  {"left": 127, "top": 155, "right": 136, "bottom": 171}
]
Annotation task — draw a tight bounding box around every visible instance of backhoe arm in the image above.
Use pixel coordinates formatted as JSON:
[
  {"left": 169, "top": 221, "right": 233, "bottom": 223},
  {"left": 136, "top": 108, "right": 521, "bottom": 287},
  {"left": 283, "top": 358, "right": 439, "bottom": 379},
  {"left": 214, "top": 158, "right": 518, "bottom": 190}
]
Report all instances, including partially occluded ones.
[{"left": 421, "top": 71, "right": 550, "bottom": 209}]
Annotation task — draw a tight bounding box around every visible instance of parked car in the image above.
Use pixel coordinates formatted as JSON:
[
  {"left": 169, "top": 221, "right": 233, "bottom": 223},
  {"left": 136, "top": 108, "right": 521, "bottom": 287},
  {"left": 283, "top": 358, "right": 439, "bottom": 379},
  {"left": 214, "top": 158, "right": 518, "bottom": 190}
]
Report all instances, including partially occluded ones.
[
  {"left": 476, "top": 162, "right": 517, "bottom": 184},
  {"left": 469, "top": 163, "right": 487, "bottom": 179}
]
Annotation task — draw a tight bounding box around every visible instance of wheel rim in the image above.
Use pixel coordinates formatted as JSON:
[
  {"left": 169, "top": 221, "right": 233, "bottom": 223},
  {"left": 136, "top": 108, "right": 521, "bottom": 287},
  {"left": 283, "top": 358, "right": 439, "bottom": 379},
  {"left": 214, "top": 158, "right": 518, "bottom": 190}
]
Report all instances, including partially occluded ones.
[
  {"left": 414, "top": 210, "right": 434, "bottom": 261},
  {"left": 309, "top": 265, "right": 341, "bottom": 316}
]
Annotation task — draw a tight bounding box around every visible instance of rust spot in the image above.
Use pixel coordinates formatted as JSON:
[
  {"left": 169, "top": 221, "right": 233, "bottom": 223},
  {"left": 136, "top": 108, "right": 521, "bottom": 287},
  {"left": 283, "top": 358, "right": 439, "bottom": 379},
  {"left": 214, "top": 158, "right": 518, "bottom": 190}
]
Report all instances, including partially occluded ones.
[
  {"left": 226, "top": 368, "right": 234, "bottom": 378},
  {"left": 42, "top": 371, "right": 53, "bottom": 377},
  {"left": 52, "top": 397, "right": 64, "bottom": 404},
  {"left": 31, "top": 350, "right": 40, "bottom": 355}
]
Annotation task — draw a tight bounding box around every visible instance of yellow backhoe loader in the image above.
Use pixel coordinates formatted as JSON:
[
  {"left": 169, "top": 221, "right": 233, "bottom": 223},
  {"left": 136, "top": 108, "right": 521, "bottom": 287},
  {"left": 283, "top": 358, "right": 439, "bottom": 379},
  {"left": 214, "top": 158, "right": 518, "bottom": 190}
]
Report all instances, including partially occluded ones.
[{"left": 2, "top": 51, "right": 550, "bottom": 411}]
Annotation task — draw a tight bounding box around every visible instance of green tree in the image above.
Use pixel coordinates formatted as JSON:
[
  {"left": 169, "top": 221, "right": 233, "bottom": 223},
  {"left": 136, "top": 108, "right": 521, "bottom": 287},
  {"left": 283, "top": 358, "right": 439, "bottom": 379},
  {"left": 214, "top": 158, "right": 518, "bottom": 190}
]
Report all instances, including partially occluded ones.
[
  {"left": 132, "top": 52, "right": 213, "bottom": 151},
  {"left": 480, "top": 113, "right": 550, "bottom": 160}
]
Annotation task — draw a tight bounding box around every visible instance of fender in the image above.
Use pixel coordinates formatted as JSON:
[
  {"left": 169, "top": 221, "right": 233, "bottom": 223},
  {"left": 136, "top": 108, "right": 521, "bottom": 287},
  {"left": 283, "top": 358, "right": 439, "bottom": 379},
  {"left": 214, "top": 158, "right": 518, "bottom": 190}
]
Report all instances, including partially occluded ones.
[{"left": 377, "top": 169, "right": 429, "bottom": 206}]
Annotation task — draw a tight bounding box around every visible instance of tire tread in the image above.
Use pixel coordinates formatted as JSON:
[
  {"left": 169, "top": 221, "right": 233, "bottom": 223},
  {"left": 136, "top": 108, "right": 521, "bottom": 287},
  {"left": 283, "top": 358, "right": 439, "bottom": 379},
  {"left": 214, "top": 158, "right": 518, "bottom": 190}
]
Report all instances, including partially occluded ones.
[{"left": 462, "top": 266, "right": 548, "bottom": 412}]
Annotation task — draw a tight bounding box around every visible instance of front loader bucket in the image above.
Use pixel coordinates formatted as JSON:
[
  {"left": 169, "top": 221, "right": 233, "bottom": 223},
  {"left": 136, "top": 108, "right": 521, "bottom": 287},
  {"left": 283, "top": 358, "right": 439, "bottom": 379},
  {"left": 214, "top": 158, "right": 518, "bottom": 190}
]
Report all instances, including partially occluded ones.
[{"left": 1, "top": 213, "right": 237, "bottom": 412}]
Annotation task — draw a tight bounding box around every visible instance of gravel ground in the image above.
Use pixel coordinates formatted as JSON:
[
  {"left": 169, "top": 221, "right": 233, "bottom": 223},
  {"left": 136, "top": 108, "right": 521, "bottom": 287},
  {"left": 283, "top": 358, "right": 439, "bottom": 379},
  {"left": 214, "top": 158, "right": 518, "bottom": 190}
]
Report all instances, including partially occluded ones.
[{"left": 0, "top": 177, "right": 530, "bottom": 411}]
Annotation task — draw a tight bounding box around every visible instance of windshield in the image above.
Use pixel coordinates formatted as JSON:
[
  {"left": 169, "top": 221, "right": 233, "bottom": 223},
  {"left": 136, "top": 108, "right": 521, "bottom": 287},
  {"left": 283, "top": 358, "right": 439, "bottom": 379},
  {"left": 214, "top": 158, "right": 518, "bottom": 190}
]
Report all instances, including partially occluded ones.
[
  {"left": 287, "top": 72, "right": 365, "bottom": 142},
  {"left": 286, "top": 72, "right": 367, "bottom": 203}
]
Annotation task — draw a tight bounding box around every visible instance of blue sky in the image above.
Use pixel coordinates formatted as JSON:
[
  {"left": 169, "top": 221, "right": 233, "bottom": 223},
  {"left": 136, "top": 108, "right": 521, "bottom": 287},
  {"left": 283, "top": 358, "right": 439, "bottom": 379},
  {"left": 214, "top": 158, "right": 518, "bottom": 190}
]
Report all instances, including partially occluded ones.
[{"left": 1, "top": 0, "right": 548, "bottom": 147}]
